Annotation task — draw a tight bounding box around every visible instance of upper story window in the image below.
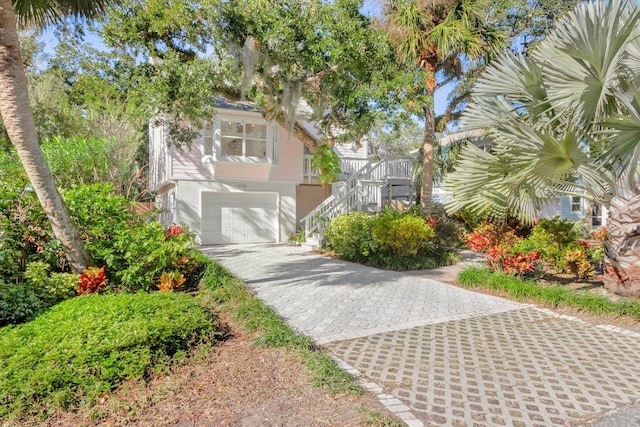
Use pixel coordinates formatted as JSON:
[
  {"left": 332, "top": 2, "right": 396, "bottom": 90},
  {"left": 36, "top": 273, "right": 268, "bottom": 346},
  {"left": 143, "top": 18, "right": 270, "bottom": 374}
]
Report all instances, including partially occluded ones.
[
  {"left": 202, "top": 116, "right": 277, "bottom": 163},
  {"left": 221, "top": 120, "right": 267, "bottom": 158}
]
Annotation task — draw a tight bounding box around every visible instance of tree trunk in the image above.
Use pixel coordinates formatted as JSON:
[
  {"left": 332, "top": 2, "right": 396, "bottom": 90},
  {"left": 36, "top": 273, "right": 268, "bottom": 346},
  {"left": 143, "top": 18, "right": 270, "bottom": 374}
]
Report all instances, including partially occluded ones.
[
  {"left": 420, "top": 87, "right": 436, "bottom": 215},
  {"left": 603, "top": 188, "right": 640, "bottom": 296},
  {"left": 272, "top": 112, "right": 321, "bottom": 153},
  {"left": 0, "top": 0, "right": 92, "bottom": 273},
  {"left": 583, "top": 198, "right": 593, "bottom": 229}
]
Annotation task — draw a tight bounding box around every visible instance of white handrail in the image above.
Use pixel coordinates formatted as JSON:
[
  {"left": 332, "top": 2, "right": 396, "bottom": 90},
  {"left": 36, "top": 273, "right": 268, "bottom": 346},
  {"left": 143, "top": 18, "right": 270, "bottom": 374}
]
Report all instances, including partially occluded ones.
[{"left": 302, "top": 157, "right": 413, "bottom": 242}]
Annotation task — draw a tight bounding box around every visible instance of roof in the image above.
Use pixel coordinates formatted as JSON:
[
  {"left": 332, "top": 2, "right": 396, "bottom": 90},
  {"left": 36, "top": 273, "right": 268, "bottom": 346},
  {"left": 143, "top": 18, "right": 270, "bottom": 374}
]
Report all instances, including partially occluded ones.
[
  {"left": 214, "top": 97, "right": 315, "bottom": 118},
  {"left": 214, "top": 98, "right": 262, "bottom": 112}
]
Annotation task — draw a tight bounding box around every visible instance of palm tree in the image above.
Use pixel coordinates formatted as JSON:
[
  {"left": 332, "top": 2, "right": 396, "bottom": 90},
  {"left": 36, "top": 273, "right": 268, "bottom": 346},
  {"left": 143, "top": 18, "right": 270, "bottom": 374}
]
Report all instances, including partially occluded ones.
[
  {"left": 445, "top": 0, "right": 640, "bottom": 296},
  {"left": 383, "top": 0, "right": 505, "bottom": 213},
  {"left": 0, "top": 0, "right": 115, "bottom": 272}
]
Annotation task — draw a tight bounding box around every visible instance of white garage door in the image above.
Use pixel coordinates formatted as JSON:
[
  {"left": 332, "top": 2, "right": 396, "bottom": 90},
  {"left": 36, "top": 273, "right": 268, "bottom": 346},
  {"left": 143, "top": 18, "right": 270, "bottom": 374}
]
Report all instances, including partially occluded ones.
[{"left": 201, "top": 192, "right": 278, "bottom": 244}]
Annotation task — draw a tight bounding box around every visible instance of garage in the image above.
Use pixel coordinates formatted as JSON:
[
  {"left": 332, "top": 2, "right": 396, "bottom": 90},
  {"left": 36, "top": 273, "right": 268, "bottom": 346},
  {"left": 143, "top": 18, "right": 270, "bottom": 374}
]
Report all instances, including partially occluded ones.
[{"left": 201, "top": 192, "right": 278, "bottom": 244}]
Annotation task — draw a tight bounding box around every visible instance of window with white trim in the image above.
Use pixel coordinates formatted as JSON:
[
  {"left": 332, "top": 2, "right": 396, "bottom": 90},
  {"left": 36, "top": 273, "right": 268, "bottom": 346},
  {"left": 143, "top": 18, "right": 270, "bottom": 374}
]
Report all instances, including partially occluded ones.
[
  {"left": 571, "top": 196, "right": 582, "bottom": 213},
  {"left": 202, "top": 117, "right": 277, "bottom": 163},
  {"left": 221, "top": 119, "right": 267, "bottom": 159}
]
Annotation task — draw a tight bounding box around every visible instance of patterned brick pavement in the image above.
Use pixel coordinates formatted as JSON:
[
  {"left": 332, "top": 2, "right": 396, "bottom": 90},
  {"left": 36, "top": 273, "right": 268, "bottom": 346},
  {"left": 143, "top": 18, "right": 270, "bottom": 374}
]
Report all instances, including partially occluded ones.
[
  {"left": 327, "top": 307, "right": 640, "bottom": 426},
  {"left": 203, "top": 244, "right": 640, "bottom": 426},
  {"left": 201, "top": 244, "right": 523, "bottom": 344}
]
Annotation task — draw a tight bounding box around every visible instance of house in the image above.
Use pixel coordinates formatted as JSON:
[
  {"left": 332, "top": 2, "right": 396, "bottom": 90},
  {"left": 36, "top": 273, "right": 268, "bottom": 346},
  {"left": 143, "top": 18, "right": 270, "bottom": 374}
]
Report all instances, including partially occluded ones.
[
  {"left": 149, "top": 99, "right": 413, "bottom": 245},
  {"left": 537, "top": 196, "right": 607, "bottom": 227}
]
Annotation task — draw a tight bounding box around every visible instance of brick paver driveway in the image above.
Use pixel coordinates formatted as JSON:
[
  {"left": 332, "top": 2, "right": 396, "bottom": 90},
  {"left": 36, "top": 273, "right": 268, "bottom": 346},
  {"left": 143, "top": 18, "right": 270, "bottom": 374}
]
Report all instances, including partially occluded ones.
[{"left": 202, "top": 244, "right": 640, "bottom": 427}]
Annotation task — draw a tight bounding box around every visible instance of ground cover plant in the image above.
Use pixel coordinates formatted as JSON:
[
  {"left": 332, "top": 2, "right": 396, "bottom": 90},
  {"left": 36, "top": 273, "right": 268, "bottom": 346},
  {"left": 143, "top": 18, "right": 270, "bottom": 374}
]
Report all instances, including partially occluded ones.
[
  {"left": 23, "top": 255, "right": 399, "bottom": 426},
  {"left": 0, "top": 292, "right": 215, "bottom": 421},
  {"left": 322, "top": 208, "right": 463, "bottom": 270},
  {"left": 1, "top": 251, "right": 383, "bottom": 424}
]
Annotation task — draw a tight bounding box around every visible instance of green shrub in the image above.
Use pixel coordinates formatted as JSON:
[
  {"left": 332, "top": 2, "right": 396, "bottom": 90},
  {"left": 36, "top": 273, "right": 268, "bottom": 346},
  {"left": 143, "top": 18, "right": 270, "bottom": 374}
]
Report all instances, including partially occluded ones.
[
  {"left": 373, "top": 213, "right": 434, "bottom": 257},
  {"left": 65, "top": 184, "right": 199, "bottom": 292},
  {"left": 46, "top": 272, "right": 80, "bottom": 301},
  {"left": 41, "top": 137, "right": 140, "bottom": 196},
  {"left": 323, "top": 212, "right": 378, "bottom": 262},
  {"left": 91, "top": 221, "right": 198, "bottom": 292},
  {"left": 24, "top": 261, "right": 77, "bottom": 304},
  {"left": 0, "top": 155, "right": 63, "bottom": 279},
  {"left": 1, "top": 262, "right": 77, "bottom": 327},
  {"left": 431, "top": 216, "right": 465, "bottom": 251},
  {"left": 528, "top": 216, "right": 579, "bottom": 263},
  {"left": 64, "top": 183, "right": 137, "bottom": 240},
  {"left": 451, "top": 207, "right": 489, "bottom": 231},
  {"left": 0, "top": 292, "right": 214, "bottom": 420},
  {"left": 0, "top": 281, "right": 46, "bottom": 327},
  {"left": 323, "top": 210, "right": 459, "bottom": 270},
  {"left": 587, "top": 242, "right": 605, "bottom": 270}
]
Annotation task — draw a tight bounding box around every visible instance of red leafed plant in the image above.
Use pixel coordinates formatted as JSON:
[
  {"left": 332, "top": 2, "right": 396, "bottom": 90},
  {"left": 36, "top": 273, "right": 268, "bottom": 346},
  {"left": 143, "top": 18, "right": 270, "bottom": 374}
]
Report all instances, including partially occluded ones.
[
  {"left": 592, "top": 226, "right": 608, "bottom": 241},
  {"left": 424, "top": 216, "right": 437, "bottom": 229},
  {"left": 500, "top": 251, "right": 540, "bottom": 276},
  {"left": 77, "top": 266, "right": 107, "bottom": 295},
  {"left": 165, "top": 224, "right": 186, "bottom": 240},
  {"left": 485, "top": 245, "right": 540, "bottom": 276},
  {"left": 465, "top": 223, "right": 520, "bottom": 252}
]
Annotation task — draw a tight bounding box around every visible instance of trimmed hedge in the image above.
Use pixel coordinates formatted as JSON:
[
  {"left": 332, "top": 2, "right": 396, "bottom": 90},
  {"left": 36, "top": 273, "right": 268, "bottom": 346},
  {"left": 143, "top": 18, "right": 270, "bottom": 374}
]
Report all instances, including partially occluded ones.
[{"left": 0, "top": 292, "right": 215, "bottom": 420}]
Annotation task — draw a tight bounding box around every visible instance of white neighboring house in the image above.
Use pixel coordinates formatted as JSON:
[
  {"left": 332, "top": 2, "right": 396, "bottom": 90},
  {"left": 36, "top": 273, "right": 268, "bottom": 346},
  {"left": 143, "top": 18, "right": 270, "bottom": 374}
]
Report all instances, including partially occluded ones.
[{"left": 149, "top": 99, "right": 412, "bottom": 245}]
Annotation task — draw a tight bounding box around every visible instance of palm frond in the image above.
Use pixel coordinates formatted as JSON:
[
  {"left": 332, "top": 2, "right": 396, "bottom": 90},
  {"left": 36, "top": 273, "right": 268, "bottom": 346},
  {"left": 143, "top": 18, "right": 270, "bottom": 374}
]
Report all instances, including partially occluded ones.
[
  {"left": 600, "top": 113, "right": 640, "bottom": 189},
  {"left": 535, "top": 0, "right": 640, "bottom": 127},
  {"left": 449, "top": 0, "right": 640, "bottom": 220},
  {"left": 12, "top": 0, "right": 117, "bottom": 28}
]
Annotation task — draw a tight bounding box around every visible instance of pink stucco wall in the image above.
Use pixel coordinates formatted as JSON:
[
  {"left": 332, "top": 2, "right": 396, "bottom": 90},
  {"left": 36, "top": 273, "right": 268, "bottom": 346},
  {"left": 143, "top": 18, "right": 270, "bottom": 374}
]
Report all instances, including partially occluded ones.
[
  {"left": 269, "top": 128, "right": 304, "bottom": 182},
  {"left": 171, "top": 145, "right": 212, "bottom": 180}
]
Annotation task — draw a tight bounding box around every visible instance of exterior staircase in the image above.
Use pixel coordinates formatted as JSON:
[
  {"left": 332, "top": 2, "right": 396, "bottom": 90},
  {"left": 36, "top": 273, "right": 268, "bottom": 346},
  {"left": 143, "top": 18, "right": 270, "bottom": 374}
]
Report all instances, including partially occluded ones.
[{"left": 301, "top": 157, "right": 414, "bottom": 246}]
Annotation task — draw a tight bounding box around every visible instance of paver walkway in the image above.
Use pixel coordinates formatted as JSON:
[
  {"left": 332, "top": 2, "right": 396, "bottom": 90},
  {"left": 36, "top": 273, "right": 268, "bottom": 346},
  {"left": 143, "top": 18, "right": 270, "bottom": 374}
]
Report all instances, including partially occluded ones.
[{"left": 201, "top": 244, "right": 640, "bottom": 427}]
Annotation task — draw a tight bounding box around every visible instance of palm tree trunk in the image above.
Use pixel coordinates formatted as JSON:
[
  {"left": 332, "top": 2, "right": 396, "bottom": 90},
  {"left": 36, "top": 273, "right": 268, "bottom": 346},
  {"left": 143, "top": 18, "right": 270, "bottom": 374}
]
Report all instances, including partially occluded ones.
[
  {"left": 583, "top": 198, "right": 593, "bottom": 228},
  {"left": 0, "top": 0, "right": 92, "bottom": 273},
  {"left": 603, "top": 188, "right": 640, "bottom": 296},
  {"left": 420, "top": 85, "right": 435, "bottom": 214}
]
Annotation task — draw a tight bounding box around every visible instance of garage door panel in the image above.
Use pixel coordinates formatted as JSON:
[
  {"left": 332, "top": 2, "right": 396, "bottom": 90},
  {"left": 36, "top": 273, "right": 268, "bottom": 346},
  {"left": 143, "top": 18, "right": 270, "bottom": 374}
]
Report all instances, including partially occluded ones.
[
  {"left": 201, "top": 193, "right": 277, "bottom": 244},
  {"left": 220, "top": 218, "right": 232, "bottom": 231}
]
